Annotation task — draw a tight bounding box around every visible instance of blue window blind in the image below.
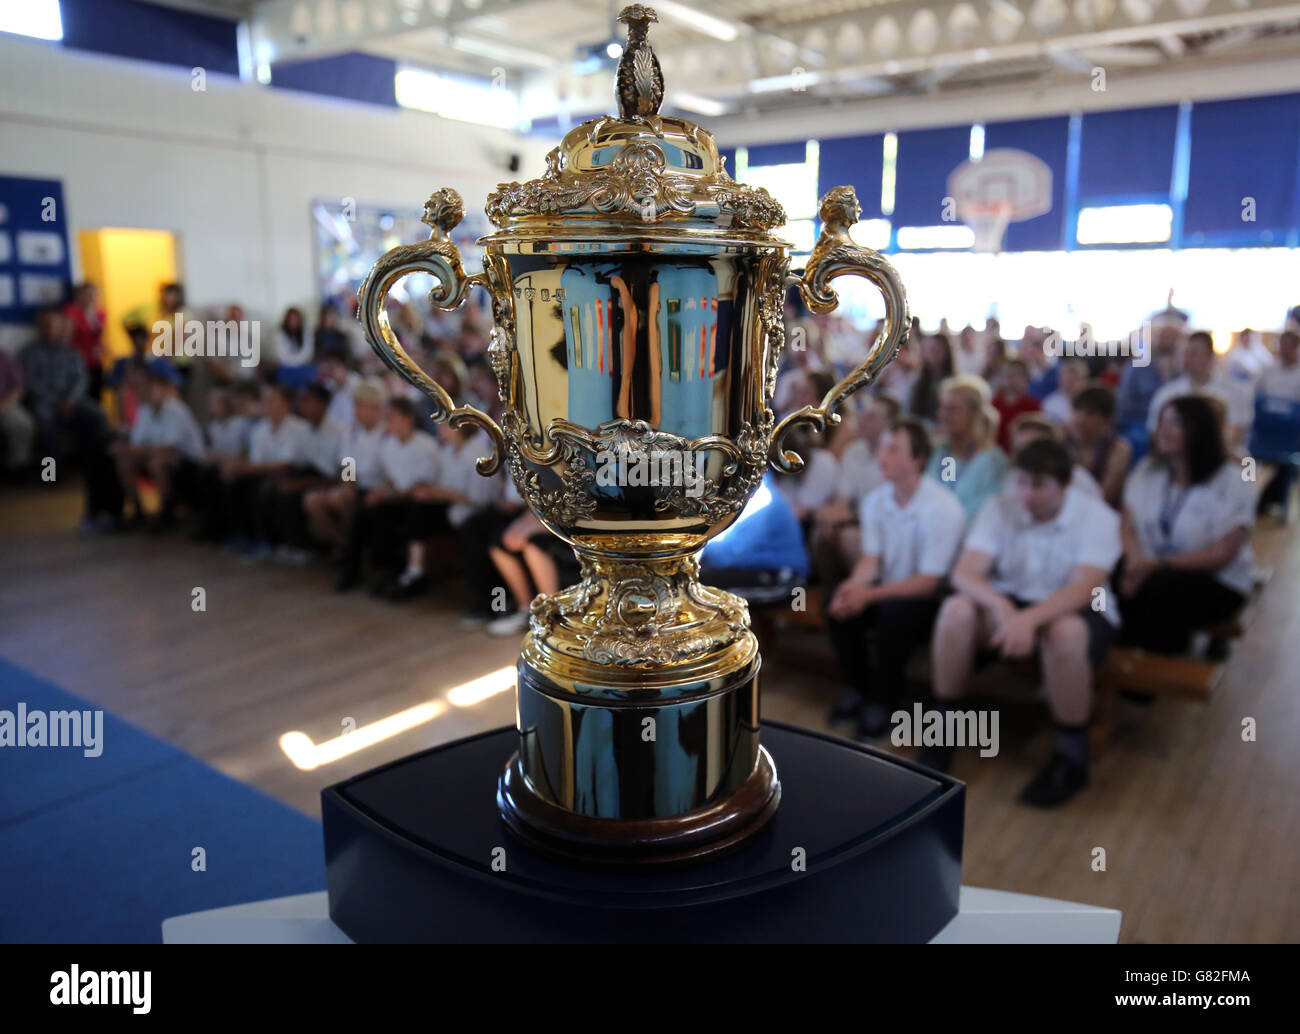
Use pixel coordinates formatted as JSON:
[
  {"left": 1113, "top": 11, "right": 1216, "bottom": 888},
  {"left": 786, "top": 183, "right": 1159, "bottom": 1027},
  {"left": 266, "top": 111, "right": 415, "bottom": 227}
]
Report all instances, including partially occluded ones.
[
  {"left": 981, "top": 116, "right": 1070, "bottom": 251},
  {"left": 1078, "top": 105, "right": 1179, "bottom": 201},
  {"left": 818, "top": 134, "right": 884, "bottom": 220},
  {"left": 1183, "top": 92, "right": 1300, "bottom": 246},
  {"left": 747, "top": 140, "right": 806, "bottom": 167},
  {"left": 60, "top": 0, "right": 239, "bottom": 76},
  {"left": 271, "top": 53, "right": 399, "bottom": 108},
  {"left": 892, "top": 124, "right": 971, "bottom": 228}
]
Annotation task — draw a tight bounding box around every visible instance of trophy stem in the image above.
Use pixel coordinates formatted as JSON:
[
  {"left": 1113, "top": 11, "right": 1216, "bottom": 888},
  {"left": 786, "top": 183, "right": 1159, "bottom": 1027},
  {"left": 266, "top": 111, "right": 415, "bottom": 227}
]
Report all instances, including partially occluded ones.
[{"left": 497, "top": 548, "right": 781, "bottom": 865}]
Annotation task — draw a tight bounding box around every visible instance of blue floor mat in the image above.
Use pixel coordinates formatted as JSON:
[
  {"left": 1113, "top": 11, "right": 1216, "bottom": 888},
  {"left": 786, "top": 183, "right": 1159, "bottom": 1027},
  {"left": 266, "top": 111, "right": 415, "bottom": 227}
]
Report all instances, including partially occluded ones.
[{"left": 0, "top": 657, "right": 324, "bottom": 943}]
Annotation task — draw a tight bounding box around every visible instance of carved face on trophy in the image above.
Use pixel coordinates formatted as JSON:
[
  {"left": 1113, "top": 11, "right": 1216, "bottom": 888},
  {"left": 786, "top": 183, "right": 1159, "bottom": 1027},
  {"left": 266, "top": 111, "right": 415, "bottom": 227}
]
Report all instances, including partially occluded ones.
[{"left": 359, "top": 5, "right": 910, "bottom": 865}]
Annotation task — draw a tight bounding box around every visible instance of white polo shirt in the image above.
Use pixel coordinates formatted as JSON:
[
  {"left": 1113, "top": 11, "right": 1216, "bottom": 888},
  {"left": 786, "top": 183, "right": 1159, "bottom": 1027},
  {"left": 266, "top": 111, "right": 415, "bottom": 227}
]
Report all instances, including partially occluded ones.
[
  {"left": 1258, "top": 362, "right": 1300, "bottom": 402},
  {"left": 301, "top": 418, "right": 347, "bottom": 477},
  {"left": 248, "top": 414, "right": 309, "bottom": 465},
  {"left": 838, "top": 438, "right": 883, "bottom": 507},
  {"left": 860, "top": 477, "right": 965, "bottom": 584},
  {"left": 443, "top": 430, "right": 505, "bottom": 528},
  {"left": 343, "top": 424, "right": 385, "bottom": 490},
  {"left": 1122, "top": 458, "right": 1255, "bottom": 597},
  {"left": 966, "top": 489, "right": 1123, "bottom": 624},
  {"left": 1147, "top": 374, "right": 1253, "bottom": 434},
  {"left": 378, "top": 430, "right": 440, "bottom": 493},
  {"left": 773, "top": 447, "right": 839, "bottom": 511},
  {"left": 207, "top": 414, "right": 250, "bottom": 459},
  {"left": 130, "top": 396, "right": 206, "bottom": 462}
]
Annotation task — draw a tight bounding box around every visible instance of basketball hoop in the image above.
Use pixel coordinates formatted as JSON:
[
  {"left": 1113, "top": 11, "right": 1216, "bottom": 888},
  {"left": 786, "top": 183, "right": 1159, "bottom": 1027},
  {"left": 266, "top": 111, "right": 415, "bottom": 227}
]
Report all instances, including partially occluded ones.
[
  {"left": 949, "top": 149, "right": 1053, "bottom": 254},
  {"left": 963, "top": 200, "right": 1015, "bottom": 254}
]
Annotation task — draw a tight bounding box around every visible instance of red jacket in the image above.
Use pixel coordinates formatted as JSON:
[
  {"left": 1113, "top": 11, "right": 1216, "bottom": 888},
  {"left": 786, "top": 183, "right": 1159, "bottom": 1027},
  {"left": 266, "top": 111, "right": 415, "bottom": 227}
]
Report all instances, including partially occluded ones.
[{"left": 64, "top": 303, "right": 106, "bottom": 368}]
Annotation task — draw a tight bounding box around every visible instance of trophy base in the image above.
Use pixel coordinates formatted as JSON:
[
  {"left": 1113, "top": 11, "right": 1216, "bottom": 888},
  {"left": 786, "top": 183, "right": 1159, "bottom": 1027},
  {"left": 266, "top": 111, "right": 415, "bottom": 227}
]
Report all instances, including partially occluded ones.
[
  {"left": 321, "top": 722, "right": 965, "bottom": 943},
  {"left": 496, "top": 746, "right": 781, "bottom": 866}
]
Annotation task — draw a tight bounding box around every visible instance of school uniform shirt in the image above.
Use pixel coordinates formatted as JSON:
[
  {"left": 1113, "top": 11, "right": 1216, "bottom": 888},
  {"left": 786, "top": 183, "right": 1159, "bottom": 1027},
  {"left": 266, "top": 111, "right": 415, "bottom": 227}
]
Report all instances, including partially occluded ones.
[
  {"left": 1041, "top": 389, "right": 1073, "bottom": 425},
  {"left": 207, "top": 415, "right": 251, "bottom": 459},
  {"left": 129, "top": 396, "right": 206, "bottom": 462},
  {"left": 837, "top": 437, "right": 883, "bottom": 506},
  {"left": 343, "top": 424, "right": 385, "bottom": 490},
  {"left": 377, "top": 430, "right": 440, "bottom": 493},
  {"left": 443, "top": 430, "right": 505, "bottom": 528},
  {"left": 1122, "top": 458, "right": 1255, "bottom": 597},
  {"left": 772, "top": 448, "right": 840, "bottom": 511},
  {"left": 1258, "top": 362, "right": 1300, "bottom": 402},
  {"left": 965, "top": 489, "right": 1123, "bottom": 625},
  {"left": 248, "top": 413, "right": 310, "bottom": 466},
  {"left": 301, "top": 418, "right": 347, "bottom": 478},
  {"left": 859, "top": 477, "right": 965, "bottom": 585},
  {"left": 324, "top": 374, "right": 361, "bottom": 428},
  {"left": 1146, "top": 374, "right": 1253, "bottom": 434}
]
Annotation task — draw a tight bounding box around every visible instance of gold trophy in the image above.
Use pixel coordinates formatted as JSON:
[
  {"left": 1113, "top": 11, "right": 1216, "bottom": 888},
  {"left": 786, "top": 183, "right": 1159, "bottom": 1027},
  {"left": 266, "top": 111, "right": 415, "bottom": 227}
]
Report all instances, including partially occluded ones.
[{"left": 358, "top": 4, "right": 909, "bottom": 865}]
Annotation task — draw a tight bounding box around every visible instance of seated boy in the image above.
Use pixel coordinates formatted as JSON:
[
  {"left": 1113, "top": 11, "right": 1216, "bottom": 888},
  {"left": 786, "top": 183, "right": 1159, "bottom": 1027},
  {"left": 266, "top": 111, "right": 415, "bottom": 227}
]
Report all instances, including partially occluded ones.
[
  {"left": 826, "top": 420, "right": 965, "bottom": 737},
  {"left": 927, "top": 438, "right": 1121, "bottom": 807}
]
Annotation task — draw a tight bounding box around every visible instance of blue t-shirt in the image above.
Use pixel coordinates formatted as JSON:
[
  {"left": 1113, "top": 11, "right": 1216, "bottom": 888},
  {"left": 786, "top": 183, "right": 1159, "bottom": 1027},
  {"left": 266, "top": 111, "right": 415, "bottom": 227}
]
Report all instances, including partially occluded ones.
[{"left": 700, "top": 474, "right": 810, "bottom": 579}]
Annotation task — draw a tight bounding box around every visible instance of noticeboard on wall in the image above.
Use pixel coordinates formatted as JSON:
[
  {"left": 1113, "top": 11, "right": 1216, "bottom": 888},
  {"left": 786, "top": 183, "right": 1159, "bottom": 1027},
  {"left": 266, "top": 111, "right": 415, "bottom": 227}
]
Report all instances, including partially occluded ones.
[{"left": 0, "top": 175, "right": 73, "bottom": 324}]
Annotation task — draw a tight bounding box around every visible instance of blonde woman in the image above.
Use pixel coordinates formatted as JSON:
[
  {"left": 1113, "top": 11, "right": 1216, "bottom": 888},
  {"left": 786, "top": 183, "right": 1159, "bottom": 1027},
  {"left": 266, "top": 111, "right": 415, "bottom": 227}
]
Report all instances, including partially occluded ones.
[{"left": 924, "top": 374, "right": 1008, "bottom": 522}]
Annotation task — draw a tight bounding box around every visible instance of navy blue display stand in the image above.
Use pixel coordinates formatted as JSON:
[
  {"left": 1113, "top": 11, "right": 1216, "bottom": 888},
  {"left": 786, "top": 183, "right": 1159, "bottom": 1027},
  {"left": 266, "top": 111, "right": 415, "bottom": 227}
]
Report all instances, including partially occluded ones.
[{"left": 322, "top": 721, "right": 964, "bottom": 942}]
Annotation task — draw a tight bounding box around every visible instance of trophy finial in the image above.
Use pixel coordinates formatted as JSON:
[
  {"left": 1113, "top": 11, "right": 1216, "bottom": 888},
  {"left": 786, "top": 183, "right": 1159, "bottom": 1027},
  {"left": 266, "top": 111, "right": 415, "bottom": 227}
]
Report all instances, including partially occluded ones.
[{"left": 616, "top": 5, "right": 663, "bottom": 118}]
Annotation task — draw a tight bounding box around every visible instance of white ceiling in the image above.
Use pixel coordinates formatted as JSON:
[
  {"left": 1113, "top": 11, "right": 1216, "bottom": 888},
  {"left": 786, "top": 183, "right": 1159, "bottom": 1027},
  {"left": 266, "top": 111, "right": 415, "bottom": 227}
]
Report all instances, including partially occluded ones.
[{"left": 151, "top": 0, "right": 1300, "bottom": 122}]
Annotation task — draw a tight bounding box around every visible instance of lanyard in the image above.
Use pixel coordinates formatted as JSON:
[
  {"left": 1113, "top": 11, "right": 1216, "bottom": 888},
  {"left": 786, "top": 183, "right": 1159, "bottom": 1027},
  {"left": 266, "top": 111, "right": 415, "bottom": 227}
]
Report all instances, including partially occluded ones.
[{"left": 1157, "top": 477, "right": 1191, "bottom": 550}]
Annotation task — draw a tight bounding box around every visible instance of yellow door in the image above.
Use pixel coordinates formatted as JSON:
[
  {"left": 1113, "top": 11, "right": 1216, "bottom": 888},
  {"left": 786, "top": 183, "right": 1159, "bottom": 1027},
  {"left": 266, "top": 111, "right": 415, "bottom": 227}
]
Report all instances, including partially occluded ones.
[{"left": 77, "top": 228, "right": 179, "bottom": 361}]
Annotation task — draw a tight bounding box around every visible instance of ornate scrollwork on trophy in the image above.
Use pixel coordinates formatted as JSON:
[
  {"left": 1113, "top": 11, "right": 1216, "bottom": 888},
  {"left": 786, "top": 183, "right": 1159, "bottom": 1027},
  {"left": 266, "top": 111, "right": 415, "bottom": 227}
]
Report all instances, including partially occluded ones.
[
  {"left": 529, "top": 554, "right": 751, "bottom": 669},
  {"left": 485, "top": 137, "right": 785, "bottom": 230},
  {"left": 501, "top": 416, "right": 775, "bottom": 528}
]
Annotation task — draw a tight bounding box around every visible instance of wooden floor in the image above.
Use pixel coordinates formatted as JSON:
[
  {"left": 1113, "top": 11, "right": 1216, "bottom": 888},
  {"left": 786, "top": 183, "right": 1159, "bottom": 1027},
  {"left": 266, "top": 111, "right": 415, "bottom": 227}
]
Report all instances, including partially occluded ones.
[{"left": 2, "top": 481, "right": 1297, "bottom": 943}]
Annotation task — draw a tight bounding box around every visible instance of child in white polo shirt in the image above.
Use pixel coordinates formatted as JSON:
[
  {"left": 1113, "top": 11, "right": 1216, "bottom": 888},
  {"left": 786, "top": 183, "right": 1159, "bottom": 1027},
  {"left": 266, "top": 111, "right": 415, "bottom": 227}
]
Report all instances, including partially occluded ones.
[
  {"left": 927, "top": 438, "right": 1122, "bottom": 807},
  {"left": 109, "top": 367, "right": 206, "bottom": 531},
  {"left": 826, "top": 419, "right": 965, "bottom": 738}
]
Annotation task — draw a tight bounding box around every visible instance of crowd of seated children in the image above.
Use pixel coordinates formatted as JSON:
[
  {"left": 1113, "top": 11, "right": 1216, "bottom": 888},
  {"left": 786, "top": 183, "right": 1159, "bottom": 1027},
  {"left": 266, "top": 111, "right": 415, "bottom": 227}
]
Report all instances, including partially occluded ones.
[{"left": 9, "top": 275, "right": 1298, "bottom": 809}]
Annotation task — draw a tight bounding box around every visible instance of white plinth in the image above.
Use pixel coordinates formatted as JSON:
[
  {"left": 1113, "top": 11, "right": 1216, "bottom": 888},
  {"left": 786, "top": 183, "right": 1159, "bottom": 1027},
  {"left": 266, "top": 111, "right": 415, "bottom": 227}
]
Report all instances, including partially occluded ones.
[{"left": 162, "top": 887, "right": 1121, "bottom": 944}]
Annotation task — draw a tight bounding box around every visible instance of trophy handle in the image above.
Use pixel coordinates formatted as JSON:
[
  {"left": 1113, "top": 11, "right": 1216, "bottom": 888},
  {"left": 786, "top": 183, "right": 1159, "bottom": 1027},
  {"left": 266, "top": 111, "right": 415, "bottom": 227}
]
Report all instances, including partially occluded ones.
[
  {"left": 769, "top": 186, "right": 910, "bottom": 474},
  {"left": 357, "top": 188, "right": 506, "bottom": 476}
]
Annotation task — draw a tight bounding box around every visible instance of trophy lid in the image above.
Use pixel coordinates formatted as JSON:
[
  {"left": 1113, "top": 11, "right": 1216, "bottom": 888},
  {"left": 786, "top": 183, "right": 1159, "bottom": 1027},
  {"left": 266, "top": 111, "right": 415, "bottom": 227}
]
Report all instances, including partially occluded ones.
[{"left": 483, "top": 4, "right": 786, "bottom": 240}]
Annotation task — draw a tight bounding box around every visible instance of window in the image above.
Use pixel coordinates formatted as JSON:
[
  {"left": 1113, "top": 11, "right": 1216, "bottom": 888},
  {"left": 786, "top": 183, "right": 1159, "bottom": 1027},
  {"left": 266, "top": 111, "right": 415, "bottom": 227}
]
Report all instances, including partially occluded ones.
[
  {"left": 395, "top": 66, "right": 519, "bottom": 129},
  {"left": 0, "top": 0, "right": 62, "bottom": 40},
  {"left": 1076, "top": 204, "right": 1173, "bottom": 245}
]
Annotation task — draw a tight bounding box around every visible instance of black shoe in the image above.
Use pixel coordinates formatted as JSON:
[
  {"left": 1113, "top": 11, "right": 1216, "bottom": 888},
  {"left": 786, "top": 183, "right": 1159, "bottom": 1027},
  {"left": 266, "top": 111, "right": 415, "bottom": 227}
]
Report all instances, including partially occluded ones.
[
  {"left": 334, "top": 569, "right": 362, "bottom": 593},
  {"left": 1119, "top": 689, "right": 1155, "bottom": 706},
  {"left": 1205, "top": 636, "right": 1231, "bottom": 662},
  {"left": 915, "top": 743, "right": 955, "bottom": 773},
  {"left": 856, "top": 702, "right": 892, "bottom": 739},
  {"left": 1018, "top": 751, "right": 1088, "bottom": 807},
  {"left": 387, "top": 572, "right": 429, "bottom": 600},
  {"left": 828, "top": 689, "right": 863, "bottom": 725},
  {"left": 370, "top": 575, "right": 395, "bottom": 597}
]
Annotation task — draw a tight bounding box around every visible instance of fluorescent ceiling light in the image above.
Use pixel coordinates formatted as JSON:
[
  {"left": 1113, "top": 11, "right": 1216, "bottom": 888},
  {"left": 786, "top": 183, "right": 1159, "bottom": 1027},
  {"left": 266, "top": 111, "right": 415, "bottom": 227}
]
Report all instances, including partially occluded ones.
[
  {"left": 654, "top": 0, "right": 741, "bottom": 42},
  {"left": 447, "top": 33, "right": 559, "bottom": 70},
  {"left": 749, "top": 71, "right": 823, "bottom": 93},
  {"left": 672, "top": 91, "right": 728, "bottom": 116},
  {"left": 1076, "top": 204, "right": 1173, "bottom": 245},
  {"left": 897, "top": 225, "right": 976, "bottom": 250}
]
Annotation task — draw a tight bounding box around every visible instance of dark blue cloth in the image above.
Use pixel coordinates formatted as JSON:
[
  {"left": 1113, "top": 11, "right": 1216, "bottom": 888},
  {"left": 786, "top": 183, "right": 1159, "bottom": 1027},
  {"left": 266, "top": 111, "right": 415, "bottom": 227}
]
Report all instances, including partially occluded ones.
[{"left": 700, "top": 474, "right": 809, "bottom": 580}]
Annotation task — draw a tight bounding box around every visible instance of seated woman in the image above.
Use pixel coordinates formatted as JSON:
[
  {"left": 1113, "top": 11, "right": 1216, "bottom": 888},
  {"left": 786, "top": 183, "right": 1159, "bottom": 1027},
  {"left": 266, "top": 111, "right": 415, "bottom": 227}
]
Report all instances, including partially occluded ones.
[
  {"left": 1116, "top": 394, "right": 1254, "bottom": 657},
  {"left": 925, "top": 374, "right": 1008, "bottom": 523}
]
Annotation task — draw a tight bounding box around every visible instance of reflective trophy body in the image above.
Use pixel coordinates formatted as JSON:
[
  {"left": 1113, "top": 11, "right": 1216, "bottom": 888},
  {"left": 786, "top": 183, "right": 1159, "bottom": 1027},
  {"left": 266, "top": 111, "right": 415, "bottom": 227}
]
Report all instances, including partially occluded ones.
[{"left": 359, "top": 5, "right": 909, "bottom": 865}]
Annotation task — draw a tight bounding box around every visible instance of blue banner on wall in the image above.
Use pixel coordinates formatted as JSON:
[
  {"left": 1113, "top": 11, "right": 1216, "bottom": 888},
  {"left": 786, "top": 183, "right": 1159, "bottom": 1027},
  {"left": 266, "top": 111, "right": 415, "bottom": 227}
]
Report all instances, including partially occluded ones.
[{"left": 0, "top": 176, "right": 72, "bottom": 325}]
